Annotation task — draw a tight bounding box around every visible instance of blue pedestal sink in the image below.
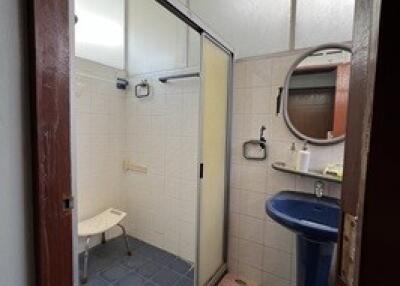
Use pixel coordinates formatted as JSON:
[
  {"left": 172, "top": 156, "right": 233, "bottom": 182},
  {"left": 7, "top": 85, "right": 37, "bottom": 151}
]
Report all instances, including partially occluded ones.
[{"left": 265, "top": 191, "right": 340, "bottom": 286}]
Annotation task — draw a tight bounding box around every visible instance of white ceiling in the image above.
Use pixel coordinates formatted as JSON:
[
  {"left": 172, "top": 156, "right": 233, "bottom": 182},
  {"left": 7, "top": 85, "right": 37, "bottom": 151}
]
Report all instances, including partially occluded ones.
[
  {"left": 187, "top": 0, "right": 355, "bottom": 59},
  {"left": 189, "top": 0, "right": 291, "bottom": 58}
]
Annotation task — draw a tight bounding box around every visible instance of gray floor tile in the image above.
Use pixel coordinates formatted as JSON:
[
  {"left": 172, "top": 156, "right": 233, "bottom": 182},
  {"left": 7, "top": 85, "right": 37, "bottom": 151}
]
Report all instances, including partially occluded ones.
[
  {"left": 100, "top": 264, "right": 130, "bottom": 283},
  {"left": 167, "top": 258, "right": 191, "bottom": 275},
  {"left": 151, "top": 268, "right": 181, "bottom": 286},
  {"left": 80, "top": 235, "right": 193, "bottom": 286},
  {"left": 114, "top": 272, "right": 147, "bottom": 286},
  {"left": 185, "top": 268, "right": 194, "bottom": 280},
  {"left": 122, "top": 254, "right": 148, "bottom": 270},
  {"left": 148, "top": 248, "right": 177, "bottom": 266},
  {"left": 136, "top": 260, "right": 162, "bottom": 279},
  {"left": 174, "top": 277, "right": 193, "bottom": 286}
]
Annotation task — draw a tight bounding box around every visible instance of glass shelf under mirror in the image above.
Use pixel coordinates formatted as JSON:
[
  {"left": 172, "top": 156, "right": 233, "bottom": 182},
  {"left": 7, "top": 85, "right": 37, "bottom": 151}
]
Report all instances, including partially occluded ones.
[{"left": 271, "top": 161, "right": 342, "bottom": 184}]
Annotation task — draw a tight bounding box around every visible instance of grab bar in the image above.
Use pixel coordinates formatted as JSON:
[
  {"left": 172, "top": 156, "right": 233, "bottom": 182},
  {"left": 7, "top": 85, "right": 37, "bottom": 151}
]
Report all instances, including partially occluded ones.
[{"left": 159, "top": 72, "right": 200, "bottom": 83}]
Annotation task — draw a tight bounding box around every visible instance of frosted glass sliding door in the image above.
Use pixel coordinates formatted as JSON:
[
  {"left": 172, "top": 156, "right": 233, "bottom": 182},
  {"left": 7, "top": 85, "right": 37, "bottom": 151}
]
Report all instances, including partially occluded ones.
[{"left": 197, "top": 34, "right": 231, "bottom": 285}]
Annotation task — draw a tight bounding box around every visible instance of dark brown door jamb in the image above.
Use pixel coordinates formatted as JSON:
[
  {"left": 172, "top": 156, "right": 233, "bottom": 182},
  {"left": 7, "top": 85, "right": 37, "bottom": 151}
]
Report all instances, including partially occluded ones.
[
  {"left": 28, "top": 1, "right": 73, "bottom": 285},
  {"left": 358, "top": 1, "right": 400, "bottom": 285},
  {"left": 336, "top": 0, "right": 382, "bottom": 285}
]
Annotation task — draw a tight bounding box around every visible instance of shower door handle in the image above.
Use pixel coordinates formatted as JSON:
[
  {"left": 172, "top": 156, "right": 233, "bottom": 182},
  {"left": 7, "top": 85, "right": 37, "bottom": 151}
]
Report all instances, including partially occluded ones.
[{"left": 200, "top": 163, "right": 204, "bottom": 179}]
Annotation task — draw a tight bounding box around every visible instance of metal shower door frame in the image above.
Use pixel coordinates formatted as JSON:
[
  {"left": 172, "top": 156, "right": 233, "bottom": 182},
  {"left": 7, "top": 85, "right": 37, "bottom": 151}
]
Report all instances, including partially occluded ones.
[{"left": 195, "top": 32, "right": 234, "bottom": 286}]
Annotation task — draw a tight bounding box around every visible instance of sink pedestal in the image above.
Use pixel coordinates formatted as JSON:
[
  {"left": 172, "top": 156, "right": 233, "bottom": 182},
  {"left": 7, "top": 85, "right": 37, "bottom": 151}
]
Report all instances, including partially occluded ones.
[{"left": 296, "top": 235, "right": 334, "bottom": 286}]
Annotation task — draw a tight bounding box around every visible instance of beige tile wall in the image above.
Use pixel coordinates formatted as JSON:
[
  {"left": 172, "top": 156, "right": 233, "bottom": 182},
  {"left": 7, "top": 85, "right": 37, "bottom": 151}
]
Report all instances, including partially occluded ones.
[
  {"left": 228, "top": 51, "right": 343, "bottom": 285},
  {"left": 75, "top": 58, "right": 127, "bottom": 250},
  {"left": 75, "top": 58, "right": 200, "bottom": 262},
  {"left": 124, "top": 73, "right": 200, "bottom": 262}
]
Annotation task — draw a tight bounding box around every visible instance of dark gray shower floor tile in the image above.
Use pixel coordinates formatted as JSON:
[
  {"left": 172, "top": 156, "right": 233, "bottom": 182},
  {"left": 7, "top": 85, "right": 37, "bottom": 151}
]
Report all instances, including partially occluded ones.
[
  {"left": 148, "top": 248, "right": 177, "bottom": 265},
  {"left": 114, "top": 272, "right": 147, "bottom": 286},
  {"left": 136, "top": 260, "right": 162, "bottom": 279},
  {"left": 99, "top": 264, "right": 130, "bottom": 283},
  {"left": 151, "top": 268, "right": 181, "bottom": 286},
  {"left": 175, "top": 276, "right": 193, "bottom": 286},
  {"left": 79, "top": 235, "right": 193, "bottom": 286},
  {"left": 122, "top": 253, "right": 148, "bottom": 270},
  {"left": 185, "top": 268, "right": 194, "bottom": 280},
  {"left": 167, "top": 258, "right": 191, "bottom": 275}
]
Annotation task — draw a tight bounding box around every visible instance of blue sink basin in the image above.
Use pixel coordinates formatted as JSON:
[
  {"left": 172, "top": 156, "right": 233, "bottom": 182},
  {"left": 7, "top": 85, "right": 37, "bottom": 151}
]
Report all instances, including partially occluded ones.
[
  {"left": 266, "top": 190, "right": 340, "bottom": 242},
  {"left": 266, "top": 191, "right": 341, "bottom": 286}
]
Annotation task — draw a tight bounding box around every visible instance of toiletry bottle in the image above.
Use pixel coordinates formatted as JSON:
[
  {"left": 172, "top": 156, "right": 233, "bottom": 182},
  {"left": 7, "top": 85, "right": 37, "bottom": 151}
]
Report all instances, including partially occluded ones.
[
  {"left": 296, "top": 141, "right": 311, "bottom": 172},
  {"left": 290, "top": 142, "right": 297, "bottom": 168}
]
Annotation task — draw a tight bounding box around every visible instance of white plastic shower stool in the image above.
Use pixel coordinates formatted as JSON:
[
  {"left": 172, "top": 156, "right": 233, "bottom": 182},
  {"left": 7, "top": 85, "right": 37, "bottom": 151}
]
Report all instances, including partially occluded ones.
[{"left": 78, "top": 208, "right": 132, "bottom": 284}]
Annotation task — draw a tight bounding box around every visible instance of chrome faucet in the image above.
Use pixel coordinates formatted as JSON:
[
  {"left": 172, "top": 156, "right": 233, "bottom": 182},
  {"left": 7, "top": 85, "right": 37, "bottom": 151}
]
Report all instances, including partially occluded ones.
[{"left": 314, "top": 180, "right": 325, "bottom": 198}]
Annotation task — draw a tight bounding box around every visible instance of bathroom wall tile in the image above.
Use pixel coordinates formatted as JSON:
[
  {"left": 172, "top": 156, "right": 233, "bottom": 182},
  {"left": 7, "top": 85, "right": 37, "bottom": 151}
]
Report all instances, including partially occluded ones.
[
  {"left": 76, "top": 113, "right": 92, "bottom": 135},
  {"left": 234, "top": 61, "right": 248, "bottom": 89},
  {"left": 229, "top": 187, "right": 241, "bottom": 213},
  {"left": 230, "top": 163, "right": 242, "bottom": 189},
  {"left": 231, "top": 138, "right": 246, "bottom": 165},
  {"left": 76, "top": 88, "right": 92, "bottom": 114},
  {"left": 233, "top": 88, "right": 252, "bottom": 115},
  {"left": 249, "top": 87, "right": 271, "bottom": 115},
  {"left": 267, "top": 168, "right": 296, "bottom": 195},
  {"left": 231, "top": 52, "right": 345, "bottom": 282},
  {"left": 124, "top": 73, "right": 200, "bottom": 262},
  {"left": 228, "top": 235, "right": 239, "bottom": 261},
  {"left": 237, "top": 239, "right": 264, "bottom": 269},
  {"left": 271, "top": 53, "right": 300, "bottom": 87},
  {"left": 295, "top": 176, "right": 318, "bottom": 195},
  {"left": 239, "top": 190, "right": 268, "bottom": 219},
  {"left": 269, "top": 114, "right": 296, "bottom": 142},
  {"left": 91, "top": 92, "right": 110, "bottom": 115},
  {"left": 328, "top": 182, "right": 342, "bottom": 199},
  {"left": 75, "top": 58, "right": 127, "bottom": 252},
  {"left": 263, "top": 221, "right": 293, "bottom": 253},
  {"left": 262, "top": 271, "right": 291, "bottom": 286},
  {"left": 238, "top": 262, "right": 263, "bottom": 285},
  {"left": 238, "top": 215, "right": 264, "bottom": 244},
  {"left": 240, "top": 164, "right": 268, "bottom": 193},
  {"left": 228, "top": 257, "right": 239, "bottom": 274},
  {"left": 291, "top": 240, "right": 297, "bottom": 283},
  {"left": 229, "top": 212, "right": 240, "bottom": 237},
  {"left": 262, "top": 246, "right": 291, "bottom": 280},
  {"left": 246, "top": 58, "right": 272, "bottom": 87}
]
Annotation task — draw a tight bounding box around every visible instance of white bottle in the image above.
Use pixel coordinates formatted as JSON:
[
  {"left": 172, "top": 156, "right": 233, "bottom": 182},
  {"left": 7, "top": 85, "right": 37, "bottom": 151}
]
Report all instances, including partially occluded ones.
[{"left": 296, "top": 141, "right": 311, "bottom": 172}]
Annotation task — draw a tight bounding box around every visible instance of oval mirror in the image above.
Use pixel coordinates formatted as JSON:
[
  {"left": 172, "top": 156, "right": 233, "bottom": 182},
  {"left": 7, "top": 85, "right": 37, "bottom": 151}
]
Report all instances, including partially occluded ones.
[{"left": 282, "top": 44, "right": 352, "bottom": 145}]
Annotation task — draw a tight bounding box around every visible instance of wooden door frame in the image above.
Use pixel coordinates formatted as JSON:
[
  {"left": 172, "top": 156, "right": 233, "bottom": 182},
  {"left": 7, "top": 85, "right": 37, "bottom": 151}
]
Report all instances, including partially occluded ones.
[
  {"left": 336, "top": 0, "right": 400, "bottom": 285},
  {"left": 28, "top": 0, "right": 73, "bottom": 285},
  {"left": 27, "top": 0, "right": 398, "bottom": 286},
  {"left": 355, "top": 0, "right": 400, "bottom": 285}
]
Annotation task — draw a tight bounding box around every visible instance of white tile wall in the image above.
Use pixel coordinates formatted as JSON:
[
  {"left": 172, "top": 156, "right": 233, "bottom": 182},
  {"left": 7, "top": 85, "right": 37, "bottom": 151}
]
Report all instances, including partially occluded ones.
[
  {"left": 74, "top": 58, "right": 127, "bottom": 250},
  {"left": 124, "top": 73, "right": 200, "bottom": 262},
  {"left": 74, "top": 58, "right": 200, "bottom": 263},
  {"left": 229, "top": 51, "right": 344, "bottom": 285}
]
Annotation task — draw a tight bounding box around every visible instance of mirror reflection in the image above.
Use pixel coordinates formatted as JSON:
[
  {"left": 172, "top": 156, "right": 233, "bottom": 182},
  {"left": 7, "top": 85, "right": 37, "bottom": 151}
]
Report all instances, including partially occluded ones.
[{"left": 287, "top": 48, "right": 351, "bottom": 140}]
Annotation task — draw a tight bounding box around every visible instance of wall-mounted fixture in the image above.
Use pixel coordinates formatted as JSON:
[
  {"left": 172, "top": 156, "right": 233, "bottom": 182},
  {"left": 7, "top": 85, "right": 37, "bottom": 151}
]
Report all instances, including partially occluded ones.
[
  {"left": 279, "top": 43, "right": 352, "bottom": 145},
  {"left": 159, "top": 72, "right": 200, "bottom": 83},
  {"left": 242, "top": 126, "right": 267, "bottom": 161},
  {"left": 116, "top": 78, "right": 129, "bottom": 90},
  {"left": 134, "top": 80, "right": 150, "bottom": 98}
]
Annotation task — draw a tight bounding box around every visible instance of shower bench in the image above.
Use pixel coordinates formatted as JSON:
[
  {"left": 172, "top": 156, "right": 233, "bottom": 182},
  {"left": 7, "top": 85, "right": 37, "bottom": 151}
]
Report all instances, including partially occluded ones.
[{"left": 78, "top": 208, "right": 132, "bottom": 284}]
